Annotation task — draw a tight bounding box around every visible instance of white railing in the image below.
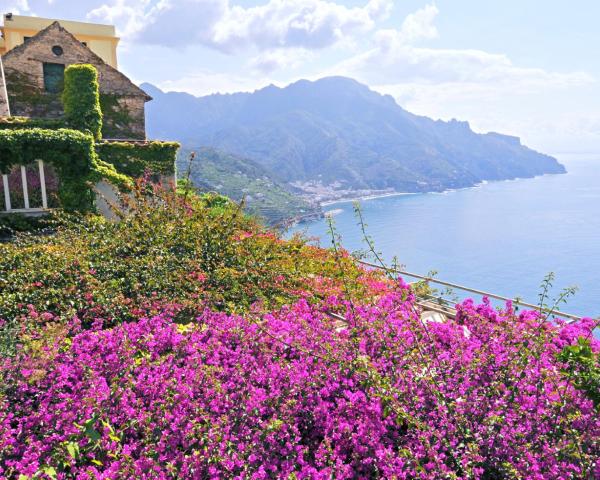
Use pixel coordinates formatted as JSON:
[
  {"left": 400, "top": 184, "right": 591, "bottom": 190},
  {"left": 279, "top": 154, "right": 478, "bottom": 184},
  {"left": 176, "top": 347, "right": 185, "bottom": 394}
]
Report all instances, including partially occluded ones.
[
  {"left": 1, "top": 160, "right": 50, "bottom": 213},
  {"left": 357, "top": 260, "right": 584, "bottom": 323}
]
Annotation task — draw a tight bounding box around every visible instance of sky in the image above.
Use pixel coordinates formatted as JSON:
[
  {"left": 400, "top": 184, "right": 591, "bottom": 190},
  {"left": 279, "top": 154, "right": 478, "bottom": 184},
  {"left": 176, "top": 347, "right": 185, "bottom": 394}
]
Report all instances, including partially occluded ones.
[{"left": 2, "top": 0, "right": 600, "bottom": 154}]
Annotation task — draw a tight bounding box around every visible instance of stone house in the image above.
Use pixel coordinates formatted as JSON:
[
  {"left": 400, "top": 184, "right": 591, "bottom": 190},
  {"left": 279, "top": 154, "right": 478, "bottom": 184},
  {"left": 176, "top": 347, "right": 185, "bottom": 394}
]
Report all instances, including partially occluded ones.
[
  {"left": 0, "top": 18, "right": 178, "bottom": 220},
  {"left": 1, "top": 20, "right": 151, "bottom": 139}
]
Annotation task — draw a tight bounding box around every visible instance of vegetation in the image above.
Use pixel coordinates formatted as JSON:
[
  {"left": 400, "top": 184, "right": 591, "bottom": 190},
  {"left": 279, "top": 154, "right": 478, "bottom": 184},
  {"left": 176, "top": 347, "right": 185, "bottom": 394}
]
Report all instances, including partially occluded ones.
[
  {"left": 0, "top": 187, "right": 598, "bottom": 478},
  {"left": 0, "top": 116, "right": 66, "bottom": 130},
  {"left": 0, "top": 63, "right": 178, "bottom": 219},
  {"left": 4, "top": 69, "right": 62, "bottom": 116},
  {"left": 177, "top": 147, "right": 320, "bottom": 225},
  {"left": 98, "top": 93, "right": 136, "bottom": 139},
  {"left": 0, "top": 128, "right": 130, "bottom": 212},
  {"left": 97, "top": 140, "right": 179, "bottom": 177},
  {"left": 0, "top": 212, "right": 58, "bottom": 239},
  {"left": 62, "top": 65, "right": 103, "bottom": 140}
]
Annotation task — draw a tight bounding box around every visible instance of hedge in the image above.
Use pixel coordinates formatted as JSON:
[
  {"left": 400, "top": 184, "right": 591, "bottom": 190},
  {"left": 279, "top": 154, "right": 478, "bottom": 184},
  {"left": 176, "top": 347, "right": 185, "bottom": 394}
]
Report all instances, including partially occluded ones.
[
  {"left": 0, "top": 116, "right": 67, "bottom": 131},
  {"left": 95, "top": 140, "right": 179, "bottom": 177},
  {"left": 62, "top": 64, "right": 103, "bottom": 140},
  {"left": 0, "top": 128, "right": 131, "bottom": 211}
]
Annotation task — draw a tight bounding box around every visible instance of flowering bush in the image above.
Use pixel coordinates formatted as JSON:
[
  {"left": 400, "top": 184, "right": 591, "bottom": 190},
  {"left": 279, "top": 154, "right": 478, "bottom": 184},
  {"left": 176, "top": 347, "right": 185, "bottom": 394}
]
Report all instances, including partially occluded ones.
[
  {"left": 1, "top": 187, "right": 598, "bottom": 478},
  {"left": 1, "top": 289, "right": 598, "bottom": 479},
  {"left": 0, "top": 187, "right": 379, "bottom": 355}
]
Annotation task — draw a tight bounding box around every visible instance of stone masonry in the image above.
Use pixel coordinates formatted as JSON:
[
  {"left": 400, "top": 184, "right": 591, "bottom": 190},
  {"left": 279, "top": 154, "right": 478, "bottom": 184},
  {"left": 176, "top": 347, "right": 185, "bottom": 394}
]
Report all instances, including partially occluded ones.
[
  {"left": 0, "top": 57, "right": 9, "bottom": 117},
  {"left": 1, "top": 22, "right": 150, "bottom": 139}
]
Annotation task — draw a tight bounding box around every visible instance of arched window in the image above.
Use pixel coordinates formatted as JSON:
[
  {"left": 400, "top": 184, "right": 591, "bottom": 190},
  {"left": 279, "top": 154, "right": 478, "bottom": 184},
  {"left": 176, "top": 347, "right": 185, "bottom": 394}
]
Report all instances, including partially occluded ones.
[{"left": 0, "top": 160, "right": 59, "bottom": 213}]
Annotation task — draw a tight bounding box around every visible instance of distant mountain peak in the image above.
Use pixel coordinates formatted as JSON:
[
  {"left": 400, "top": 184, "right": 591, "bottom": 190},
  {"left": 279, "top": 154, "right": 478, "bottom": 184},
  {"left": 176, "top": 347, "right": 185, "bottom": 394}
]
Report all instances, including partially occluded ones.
[{"left": 144, "top": 75, "right": 565, "bottom": 193}]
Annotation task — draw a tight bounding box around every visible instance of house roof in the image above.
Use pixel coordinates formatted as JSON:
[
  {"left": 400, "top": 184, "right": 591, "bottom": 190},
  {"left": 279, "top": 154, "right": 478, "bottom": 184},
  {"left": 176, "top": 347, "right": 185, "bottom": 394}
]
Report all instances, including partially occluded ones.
[{"left": 2, "top": 21, "right": 151, "bottom": 101}]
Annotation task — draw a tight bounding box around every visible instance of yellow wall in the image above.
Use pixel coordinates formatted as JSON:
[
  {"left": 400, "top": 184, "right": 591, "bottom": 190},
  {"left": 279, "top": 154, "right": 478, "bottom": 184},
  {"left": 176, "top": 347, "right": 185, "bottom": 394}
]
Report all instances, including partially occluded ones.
[{"left": 0, "top": 14, "right": 119, "bottom": 67}]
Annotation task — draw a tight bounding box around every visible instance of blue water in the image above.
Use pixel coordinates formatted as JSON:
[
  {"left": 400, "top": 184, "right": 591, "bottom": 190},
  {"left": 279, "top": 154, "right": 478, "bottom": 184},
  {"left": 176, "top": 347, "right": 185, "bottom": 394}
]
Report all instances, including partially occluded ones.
[{"left": 291, "top": 155, "right": 600, "bottom": 320}]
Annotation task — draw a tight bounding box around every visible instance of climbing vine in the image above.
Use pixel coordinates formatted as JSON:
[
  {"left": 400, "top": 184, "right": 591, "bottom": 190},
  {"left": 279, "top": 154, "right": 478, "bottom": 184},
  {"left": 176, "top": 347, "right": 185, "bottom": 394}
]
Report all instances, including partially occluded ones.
[
  {"left": 96, "top": 140, "right": 179, "bottom": 177},
  {"left": 62, "top": 64, "right": 103, "bottom": 140},
  {"left": 0, "top": 116, "right": 66, "bottom": 130},
  {"left": 0, "top": 128, "right": 131, "bottom": 211},
  {"left": 0, "top": 63, "right": 177, "bottom": 214},
  {"left": 99, "top": 94, "right": 137, "bottom": 139},
  {"left": 4, "top": 69, "right": 62, "bottom": 116}
]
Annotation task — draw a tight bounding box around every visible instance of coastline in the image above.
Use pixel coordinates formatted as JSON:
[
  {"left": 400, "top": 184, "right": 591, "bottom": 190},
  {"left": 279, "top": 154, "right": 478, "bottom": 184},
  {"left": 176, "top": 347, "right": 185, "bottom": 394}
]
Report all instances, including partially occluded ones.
[
  {"left": 320, "top": 191, "right": 416, "bottom": 207},
  {"left": 317, "top": 171, "right": 566, "bottom": 209}
]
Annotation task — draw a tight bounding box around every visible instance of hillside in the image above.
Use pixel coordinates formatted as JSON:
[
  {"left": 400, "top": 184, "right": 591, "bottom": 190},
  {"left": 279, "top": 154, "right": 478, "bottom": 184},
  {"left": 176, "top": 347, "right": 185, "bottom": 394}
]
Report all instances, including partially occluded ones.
[
  {"left": 178, "top": 147, "right": 321, "bottom": 225},
  {"left": 143, "top": 77, "right": 565, "bottom": 198},
  {"left": 0, "top": 191, "right": 597, "bottom": 478}
]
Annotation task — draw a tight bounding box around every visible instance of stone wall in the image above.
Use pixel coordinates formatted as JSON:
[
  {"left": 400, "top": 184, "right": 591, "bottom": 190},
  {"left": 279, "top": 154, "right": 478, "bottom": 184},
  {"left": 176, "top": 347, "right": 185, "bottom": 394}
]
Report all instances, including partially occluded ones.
[
  {"left": 1, "top": 22, "right": 150, "bottom": 139},
  {"left": 99, "top": 94, "right": 147, "bottom": 139},
  {"left": 0, "top": 57, "right": 9, "bottom": 117}
]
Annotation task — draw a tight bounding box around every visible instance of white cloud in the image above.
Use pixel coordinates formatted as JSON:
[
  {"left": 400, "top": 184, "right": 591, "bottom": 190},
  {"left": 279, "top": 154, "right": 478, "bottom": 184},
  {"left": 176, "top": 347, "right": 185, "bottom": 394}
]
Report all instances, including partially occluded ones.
[
  {"left": 336, "top": 3, "right": 592, "bottom": 89},
  {"left": 394, "top": 3, "right": 438, "bottom": 44},
  {"left": 4, "top": 0, "right": 32, "bottom": 14},
  {"left": 248, "top": 48, "right": 313, "bottom": 73},
  {"left": 88, "top": 0, "right": 392, "bottom": 52},
  {"left": 323, "top": 3, "right": 597, "bottom": 152},
  {"left": 87, "top": 0, "right": 156, "bottom": 39},
  {"left": 158, "top": 70, "right": 273, "bottom": 96}
]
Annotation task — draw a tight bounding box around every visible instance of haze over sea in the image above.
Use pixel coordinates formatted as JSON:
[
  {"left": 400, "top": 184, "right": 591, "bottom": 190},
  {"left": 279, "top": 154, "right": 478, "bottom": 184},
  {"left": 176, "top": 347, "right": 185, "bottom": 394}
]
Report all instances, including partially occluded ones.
[{"left": 292, "top": 154, "right": 600, "bottom": 320}]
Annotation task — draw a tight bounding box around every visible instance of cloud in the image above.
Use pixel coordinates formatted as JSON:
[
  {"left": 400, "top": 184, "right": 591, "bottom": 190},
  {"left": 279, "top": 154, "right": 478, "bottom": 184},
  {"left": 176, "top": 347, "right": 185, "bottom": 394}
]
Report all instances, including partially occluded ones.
[
  {"left": 88, "top": 0, "right": 153, "bottom": 39},
  {"left": 88, "top": 0, "right": 393, "bottom": 52},
  {"left": 393, "top": 3, "right": 438, "bottom": 44},
  {"left": 335, "top": 3, "right": 592, "bottom": 88},
  {"left": 157, "top": 70, "right": 272, "bottom": 96},
  {"left": 324, "top": 3, "right": 597, "bottom": 152},
  {"left": 330, "top": 3, "right": 592, "bottom": 90},
  {"left": 248, "top": 48, "right": 313, "bottom": 74},
  {"left": 4, "top": 0, "right": 32, "bottom": 14}
]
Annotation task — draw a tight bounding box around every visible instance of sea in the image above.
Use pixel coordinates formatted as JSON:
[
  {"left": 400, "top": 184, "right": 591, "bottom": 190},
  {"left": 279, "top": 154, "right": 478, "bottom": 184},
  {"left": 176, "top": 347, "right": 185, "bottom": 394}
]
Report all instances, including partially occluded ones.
[{"left": 290, "top": 154, "right": 600, "bottom": 321}]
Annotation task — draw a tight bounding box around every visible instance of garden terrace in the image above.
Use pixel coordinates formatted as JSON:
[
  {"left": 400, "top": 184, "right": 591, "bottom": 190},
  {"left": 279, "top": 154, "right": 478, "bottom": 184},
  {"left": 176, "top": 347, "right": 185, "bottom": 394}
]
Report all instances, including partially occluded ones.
[{"left": 0, "top": 189, "right": 598, "bottom": 478}]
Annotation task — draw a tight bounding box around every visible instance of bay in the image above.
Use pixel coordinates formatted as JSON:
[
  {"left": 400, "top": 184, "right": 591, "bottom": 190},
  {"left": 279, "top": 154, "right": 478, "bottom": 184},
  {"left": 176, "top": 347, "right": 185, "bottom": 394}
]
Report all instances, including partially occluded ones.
[{"left": 291, "top": 154, "right": 600, "bottom": 320}]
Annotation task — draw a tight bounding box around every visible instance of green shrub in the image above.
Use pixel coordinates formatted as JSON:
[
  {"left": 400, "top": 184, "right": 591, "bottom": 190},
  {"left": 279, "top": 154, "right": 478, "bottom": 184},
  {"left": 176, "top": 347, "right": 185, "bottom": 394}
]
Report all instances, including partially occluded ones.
[
  {"left": 558, "top": 337, "right": 600, "bottom": 409},
  {"left": 0, "top": 186, "right": 377, "bottom": 353},
  {"left": 96, "top": 140, "right": 179, "bottom": 177},
  {"left": 0, "top": 116, "right": 66, "bottom": 130},
  {"left": 62, "top": 64, "right": 102, "bottom": 140},
  {"left": 0, "top": 128, "right": 132, "bottom": 211},
  {"left": 0, "top": 212, "right": 58, "bottom": 239}
]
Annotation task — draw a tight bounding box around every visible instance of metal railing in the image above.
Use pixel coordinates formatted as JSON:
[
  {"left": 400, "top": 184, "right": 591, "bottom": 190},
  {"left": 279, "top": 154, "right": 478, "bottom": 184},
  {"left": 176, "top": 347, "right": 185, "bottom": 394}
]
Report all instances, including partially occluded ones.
[{"left": 357, "top": 260, "right": 583, "bottom": 323}]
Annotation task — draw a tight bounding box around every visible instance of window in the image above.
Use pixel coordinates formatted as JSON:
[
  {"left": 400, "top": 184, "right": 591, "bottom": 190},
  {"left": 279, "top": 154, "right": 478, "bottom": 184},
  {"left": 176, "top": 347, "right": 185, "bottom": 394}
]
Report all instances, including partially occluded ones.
[
  {"left": 81, "top": 41, "right": 87, "bottom": 47},
  {"left": 52, "top": 45, "right": 64, "bottom": 56},
  {"left": 1, "top": 161, "right": 59, "bottom": 213},
  {"left": 43, "top": 62, "right": 65, "bottom": 93},
  {"left": 23, "top": 36, "right": 31, "bottom": 43}
]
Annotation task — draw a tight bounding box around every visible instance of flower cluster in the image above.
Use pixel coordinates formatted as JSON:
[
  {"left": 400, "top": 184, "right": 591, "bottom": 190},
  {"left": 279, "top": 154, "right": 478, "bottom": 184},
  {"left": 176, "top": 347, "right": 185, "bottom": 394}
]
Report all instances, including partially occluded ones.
[{"left": 1, "top": 288, "right": 598, "bottom": 479}]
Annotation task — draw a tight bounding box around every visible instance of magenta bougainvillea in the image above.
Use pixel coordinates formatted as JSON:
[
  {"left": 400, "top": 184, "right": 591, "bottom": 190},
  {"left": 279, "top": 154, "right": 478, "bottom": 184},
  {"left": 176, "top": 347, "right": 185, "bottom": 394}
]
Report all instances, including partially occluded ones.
[{"left": 1, "top": 283, "right": 598, "bottom": 479}]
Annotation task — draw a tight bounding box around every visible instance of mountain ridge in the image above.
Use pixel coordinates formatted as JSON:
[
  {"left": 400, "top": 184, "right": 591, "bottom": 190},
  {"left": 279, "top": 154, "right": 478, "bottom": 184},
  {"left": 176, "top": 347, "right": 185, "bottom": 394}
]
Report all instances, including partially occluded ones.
[{"left": 142, "top": 76, "right": 565, "bottom": 197}]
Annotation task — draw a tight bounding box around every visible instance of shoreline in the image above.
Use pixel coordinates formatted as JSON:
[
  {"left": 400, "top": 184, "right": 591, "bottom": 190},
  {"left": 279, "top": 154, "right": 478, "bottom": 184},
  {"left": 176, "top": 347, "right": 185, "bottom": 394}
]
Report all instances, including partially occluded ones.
[
  {"left": 320, "top": 191, "right": 416, "bottom": 207},
  {"left": 316, "top": 171, "right": 565, "bottom": 209}
]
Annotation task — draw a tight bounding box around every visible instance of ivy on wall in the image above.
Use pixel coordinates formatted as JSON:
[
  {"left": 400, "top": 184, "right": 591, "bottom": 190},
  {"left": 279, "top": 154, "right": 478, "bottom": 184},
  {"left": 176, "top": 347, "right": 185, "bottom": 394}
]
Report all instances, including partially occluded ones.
[
  {"left": 99, "top": 94, "right": 137, "bottom": 139},
  {"left": 62, "top": 64, "right": 103, "bottom": 140},
  {"left": 0, "top": 128, "right": 131, "bottom": 211},
  {"left": 4, "top": 69, "right": 63, "bottom": 117},
  {"left": 0, "top": 64, "right": 178, "bottom": 214},
  {"left": 0, "top": 116, "right": 66, "bottom": 130},
  {"left": 96, "top": 141, "right": 179, "bottom": 177}
]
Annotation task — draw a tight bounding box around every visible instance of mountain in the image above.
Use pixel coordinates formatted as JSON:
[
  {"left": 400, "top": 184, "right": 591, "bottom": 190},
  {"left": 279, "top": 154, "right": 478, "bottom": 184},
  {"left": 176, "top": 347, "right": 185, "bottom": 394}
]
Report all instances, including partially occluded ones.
[
  {"left": 178, "top": 147, "right": 321, "bottom": 225},
  {"left": 142, "top": 77, "right": 565, "bottom": 196}
]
